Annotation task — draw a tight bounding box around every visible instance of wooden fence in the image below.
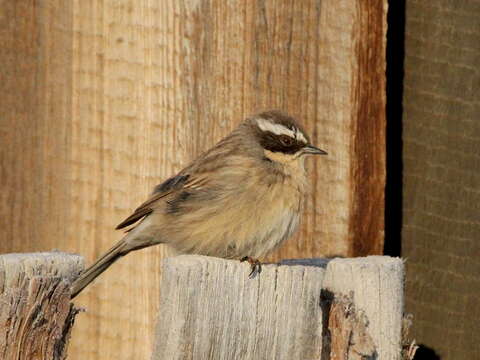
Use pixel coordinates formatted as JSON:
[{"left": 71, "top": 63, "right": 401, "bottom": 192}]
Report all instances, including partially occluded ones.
[
  {"left": 0, "top": 1, "right": 387, "bottom": 358},
  {"left": 0, "top": 253, "right": 404, "bottom": 359}
]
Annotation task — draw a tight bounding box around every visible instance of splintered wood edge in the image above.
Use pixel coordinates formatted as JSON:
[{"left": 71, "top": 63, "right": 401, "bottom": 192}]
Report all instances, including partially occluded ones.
[
  {"left": 0, "top": 252, "right": 84, "bottom": 360},
  {"left": 324, "top": 256, "right": 405, "bottom": 360},
  {"left": 0, "top": 252, "right": 84, "bottom": 293},
  {"left": 327, "top": 294, "right": 376, "bottom": 360}
]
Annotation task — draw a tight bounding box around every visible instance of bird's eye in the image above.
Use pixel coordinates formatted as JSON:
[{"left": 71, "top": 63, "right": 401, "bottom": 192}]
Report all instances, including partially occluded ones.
[{"left": 279, "top": 135, "right": 294, "bottom": 146}]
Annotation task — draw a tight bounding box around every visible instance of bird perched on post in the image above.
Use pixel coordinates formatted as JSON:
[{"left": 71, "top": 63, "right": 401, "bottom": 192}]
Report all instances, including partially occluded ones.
[{"left": 70, "top": 110, "right": 327, "bottom": 298}]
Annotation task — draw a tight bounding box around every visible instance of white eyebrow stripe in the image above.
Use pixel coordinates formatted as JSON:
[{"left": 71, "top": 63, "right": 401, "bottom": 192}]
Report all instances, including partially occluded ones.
[
  {"left": 295, "top": 130, "right": 307, "bottom": 143},
  {"left": 256, "top": 118, "right": 296, "bottom": 138},
  {"left": 256, "top": 118, "right": 308, "bottom": 144}
]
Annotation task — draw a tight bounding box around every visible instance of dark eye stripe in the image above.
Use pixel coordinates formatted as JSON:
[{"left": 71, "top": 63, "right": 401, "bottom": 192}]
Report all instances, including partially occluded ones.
[{"left": 260, "top": 132, "right": 304, "bottom": 154}]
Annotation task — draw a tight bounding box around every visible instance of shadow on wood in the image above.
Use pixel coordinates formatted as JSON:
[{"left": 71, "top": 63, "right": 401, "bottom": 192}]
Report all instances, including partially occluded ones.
[
  {"left": 152, "top": 255, "right": 404, "bottom": 359},
  {"left": 0, "top": 252, "right": 84, "bottom": 360}
]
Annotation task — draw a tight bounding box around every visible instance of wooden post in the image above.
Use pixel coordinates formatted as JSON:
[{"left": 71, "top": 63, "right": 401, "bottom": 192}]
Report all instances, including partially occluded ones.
[
  {"left": 0, "top": 252, "right": 84, "bottom": 360},
  {"left": 1, "top": 1, "right": 387, "bottom": 358},
  {"left": 152, "top": 255, "right": 404, "bottom": 359}
]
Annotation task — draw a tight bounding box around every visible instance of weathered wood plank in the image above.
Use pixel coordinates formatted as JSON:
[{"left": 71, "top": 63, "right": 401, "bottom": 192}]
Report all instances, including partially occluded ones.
[
  {"left": 152, "top": 255, "right": 403, "bottom": 359},
  {"left": 0, "top": 252, "right": 84, "bottom": 360},
  {"left": 152, "top": 256, "right": 325, "bottom": 360}
]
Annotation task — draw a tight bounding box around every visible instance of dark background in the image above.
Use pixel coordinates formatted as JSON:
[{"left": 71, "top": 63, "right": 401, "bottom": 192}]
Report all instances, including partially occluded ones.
[{"left": 385, "top": 1, "right": 480, "bottom": 359}]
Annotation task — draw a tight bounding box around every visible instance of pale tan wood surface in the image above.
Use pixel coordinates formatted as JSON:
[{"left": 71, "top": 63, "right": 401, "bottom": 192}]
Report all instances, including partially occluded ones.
[
  {"left": 152, "top": 256, "right": 402, "bottom": 359},
  {"left": 153, "top": 256, "right": 325, "bottom": 360},
  {"left": 0, "top": 1, "right": 386, "bottom": 359},
  {"left": 0, "top": 252, "right": 84, "bottom": 360}
]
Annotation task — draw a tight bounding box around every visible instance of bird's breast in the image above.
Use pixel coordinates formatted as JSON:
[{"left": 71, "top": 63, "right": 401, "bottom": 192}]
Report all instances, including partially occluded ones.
[
  {"left": 242, "top": 173, "right": 305, "bottom": 258},
  {"left": 158, "top": 163, "right": 308, "bottom": 259}
]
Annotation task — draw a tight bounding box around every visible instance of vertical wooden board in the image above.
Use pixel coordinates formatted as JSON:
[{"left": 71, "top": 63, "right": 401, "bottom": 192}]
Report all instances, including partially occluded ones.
[
  {"left": 0, "top": 0, "right": 73, "bottom": 252},
  {"left": 402, "top": 1, "right": 480, "bottom": 359},
  {"left": 350, "top": 0, "right": 387, "bottom": 256},
  {"left": 68, "top": 1, "right": 182, "bottom": 358}
]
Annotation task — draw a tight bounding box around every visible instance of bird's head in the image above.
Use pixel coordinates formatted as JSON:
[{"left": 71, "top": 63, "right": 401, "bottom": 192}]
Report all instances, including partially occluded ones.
[{"left": 246, "top": 110, "right": 327, "bottom": 164}]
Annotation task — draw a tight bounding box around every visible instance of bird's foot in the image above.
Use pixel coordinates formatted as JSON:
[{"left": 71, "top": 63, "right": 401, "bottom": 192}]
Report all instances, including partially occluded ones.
[{"left": 240, "top": 256, "right": 262, "bottom": 279}]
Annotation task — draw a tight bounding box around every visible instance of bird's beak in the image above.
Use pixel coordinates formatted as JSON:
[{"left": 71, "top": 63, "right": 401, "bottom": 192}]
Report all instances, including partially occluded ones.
[{"left": 302, "top": 145, "right": 328, "bottom": 156}]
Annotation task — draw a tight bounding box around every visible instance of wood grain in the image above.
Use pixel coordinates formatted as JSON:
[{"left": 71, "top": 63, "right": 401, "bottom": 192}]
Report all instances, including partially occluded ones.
[
  {"left": 323, "top": 256, "right": 404, "bottom": 360},
  {"left": 350, "top": 0, "right": 387, "bottom": 256},
  {"left": 152, "top": 256, "right": 325, "bottom": 360},
  {"left": 0, "top": 252, "right": 84, "bottom": 360},
  {"left": 0, "top": 1, "right": 387, "bottom": 359},
  {"left": 152, "top": 256, "right": 402, "bottom": 359},
  {"left": 0, "top": 0, "right": 74, "bottom": 252},
  {"left": 327, "top": 295, "right": 375, "bottom": 360}
]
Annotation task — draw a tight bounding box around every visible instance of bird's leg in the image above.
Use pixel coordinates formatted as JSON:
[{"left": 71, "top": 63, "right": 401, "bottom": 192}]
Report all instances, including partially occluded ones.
[{"left": 240, "top": 256, "right": 262, "bottom": 279}]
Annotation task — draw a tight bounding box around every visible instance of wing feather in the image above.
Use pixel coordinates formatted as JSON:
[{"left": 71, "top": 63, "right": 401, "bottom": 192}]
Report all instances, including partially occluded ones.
[
  {"left": 115, "top": 174, "right": 190, "bottom": 230},
  {"left": 115, "top": 135, "right": 238, "bottom": 231}
]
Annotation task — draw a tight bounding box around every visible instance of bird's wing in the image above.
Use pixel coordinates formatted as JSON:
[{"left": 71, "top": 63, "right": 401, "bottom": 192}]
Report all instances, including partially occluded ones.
[
  {"left": 115, "top": 174, "right": 196, "bottom": 230},
  {"left": 116, "top": 134, "right": 239, "bottom": 231}
]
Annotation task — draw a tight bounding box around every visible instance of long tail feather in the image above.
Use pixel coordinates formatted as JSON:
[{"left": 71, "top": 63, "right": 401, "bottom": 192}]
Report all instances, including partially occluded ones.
[{"left": 70, "top": 239, "right": 129, "bottom": 299}]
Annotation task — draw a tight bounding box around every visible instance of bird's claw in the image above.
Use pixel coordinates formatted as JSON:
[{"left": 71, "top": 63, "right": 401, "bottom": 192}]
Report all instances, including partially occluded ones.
[{"left": 240, "top": 256, "right": 262, "bottom": 279}]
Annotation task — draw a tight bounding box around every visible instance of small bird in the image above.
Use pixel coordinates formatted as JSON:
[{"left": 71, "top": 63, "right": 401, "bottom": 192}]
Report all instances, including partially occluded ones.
[{"left": 70, "top": 110, "right": 327, "bottom": 298}]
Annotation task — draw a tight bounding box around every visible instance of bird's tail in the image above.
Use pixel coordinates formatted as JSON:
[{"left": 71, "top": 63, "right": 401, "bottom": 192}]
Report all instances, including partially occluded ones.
[{"left": 70, "top": 238, "right": 130, "bottom": 299}]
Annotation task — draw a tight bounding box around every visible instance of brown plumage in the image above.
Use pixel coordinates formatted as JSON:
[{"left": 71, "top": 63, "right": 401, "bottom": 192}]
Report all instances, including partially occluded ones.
[{"left": 70, "top": 110, "right": 327, "bottom": 298}]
